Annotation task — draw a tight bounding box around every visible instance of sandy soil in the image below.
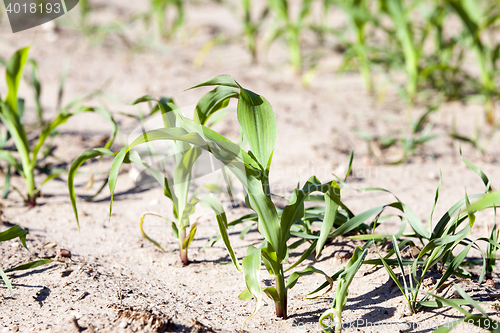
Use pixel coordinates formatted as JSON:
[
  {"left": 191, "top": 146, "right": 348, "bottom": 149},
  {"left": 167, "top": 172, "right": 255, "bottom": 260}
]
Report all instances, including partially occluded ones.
[{"left": 0, "top": 1, "right": 500, "bottom": 332}]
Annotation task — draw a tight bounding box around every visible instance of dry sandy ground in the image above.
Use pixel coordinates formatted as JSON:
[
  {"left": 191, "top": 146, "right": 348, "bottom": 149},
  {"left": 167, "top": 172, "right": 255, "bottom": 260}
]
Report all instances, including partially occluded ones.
[{"left": 0, "top": 1, "right": 500, "bottom": 332}]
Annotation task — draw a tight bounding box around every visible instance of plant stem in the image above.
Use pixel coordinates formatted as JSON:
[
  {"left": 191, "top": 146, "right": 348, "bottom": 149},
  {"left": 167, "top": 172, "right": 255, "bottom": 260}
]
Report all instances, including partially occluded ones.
[
  {"left": 24, "top": 165, "right": 36, "bottom": 207},
  {"left": 334, "top": 309, "right": 342, "bottom": 333},
  {"left": 287, "top": 28, "right": 301, "bottom": 72},
  {"left": 486, "top": 97, "right": 495, "bottom": 125},
  {"left": 179, "top": 227, "right": 189, "bottom": 265},
  {"left": 275, "top": 267, "right": 287, "bottom": 319}
]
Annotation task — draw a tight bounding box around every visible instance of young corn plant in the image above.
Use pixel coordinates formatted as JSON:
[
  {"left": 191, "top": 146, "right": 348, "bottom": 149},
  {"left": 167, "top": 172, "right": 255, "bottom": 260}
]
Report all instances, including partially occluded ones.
[
  {"left": 241, "top": 0, "right": 269, "bottom": 63},
  {"left": 377, "top": 1, "right": 461, "bottom": 107},
  {"left": 266, "top": 0, "right": 314, "bottom": 71},
  {"left": 68, "top": 88, "right": 237, "bottom": 265},
  {"left": 0, "top": 47, "right": 117, "bottom": 206},
  {"left": 378, "top": 0, "right": 422, "bottom": 105},
  {"left": 319, "top": 247, "right": 368, "bottom": 333},
  {"left": 1, "top": 225, "right": 52, "bottom": 293},
  {"left": 98, "top": 75, "right": 356, "bottom": 322},
  {"left": 355, "top": 105, "right": 439, "bottom": 164},
  {"left": 460, "top": 155, "right": 499, "bottom": 279},
  {"left": 147, "top": 0, "right": 184, "bottom": 40},
  {"left": 120, "top": 96, "right": 227, "bottom": 265},
  {"left": 368, "top": 161, "right": 500, "bottom": 315},
  {"left": 330, "top": 0, "right": 376, "bottom": 93},
  {"left": 445, "top": 0, "right": 500, "bottom": 124}
]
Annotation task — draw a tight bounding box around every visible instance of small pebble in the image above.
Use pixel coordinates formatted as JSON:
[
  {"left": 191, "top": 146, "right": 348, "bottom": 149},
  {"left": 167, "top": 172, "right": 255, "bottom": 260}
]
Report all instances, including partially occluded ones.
[
  {"left": 58, "top": 249, "right": 71, "bottom": 259},
  {"left": 486, "top": 279, "right": 496, "bottom": 288}
]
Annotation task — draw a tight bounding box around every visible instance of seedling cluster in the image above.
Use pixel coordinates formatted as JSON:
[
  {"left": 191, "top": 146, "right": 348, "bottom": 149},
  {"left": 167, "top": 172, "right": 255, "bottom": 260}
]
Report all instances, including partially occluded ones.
[{"left": 1, "top": 2, "right": 500, "bottom": 327}]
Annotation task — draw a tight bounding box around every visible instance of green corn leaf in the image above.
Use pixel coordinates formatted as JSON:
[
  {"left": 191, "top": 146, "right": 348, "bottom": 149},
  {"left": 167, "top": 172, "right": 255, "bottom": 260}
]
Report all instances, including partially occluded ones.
[
  {"left": 453, "top": 283, "right": 488, "bottom": 317},
  {"left": 334, "top": 247, "right": 368, "bottom": 308},
  {"left": 2, "top": 166, "right": 11, "bottom": 199},
  {"left": 429, "top": 169, "right": 442, "bottom": 229},
  {"left": 0, "top": 150, "right": 23, "bottom": 177},
  {"left": 263, "top": 286, "right": 280, "bottom": 303},
  {"left": 426, "top": 242, "right": 473, "bottom": 301},
  {"left": 316, "top": 181, "right": 341, "bottom": 257},
  {"left": 307, "top": 241, "right": 373, "bottom": 297},
  {"left": 5, "top": 46, "right": 30, "bottom": 114},
  {"left": 241, "top": 245, "right": 262, "bottom": 329},
  {"left": 286, "top": 266, "right": 333, "bottom": 297},
  {"left": 183, "top": 220, "right": 198, "bottom": 250},
  {"left": 68, "top": 148, "right": 115, "bottom": 228},
  {"left": 194, "top": 86, "right": 239, "bottom": 125},
  {"left": 0, "top": 267, "right": 13, "bottom": 293},
  {"left": 139, "top": 212, "right": 167, "bottom": 252},
  {"left": 32, "top": 107, "right": 117, "bottom": 170},
  {"left": 466, "top": 191, "right": 500, "bottom": 213},
  {"left": 392, "top": 235, "right": 411, "bottom": 295},
  {"left": 285, "top": 239, "right": 317, "bottom": 272},
  {"left": 0, "top": 225, "right": 27, "bottom": 247},
  {"left": 432, "top": 193, "right": 485, "bottom": 239},
  {"left": 461, "top": 154, "right": 491, "bottom": 191},
  {"left": 200, "top": 194, "right": 242, "bottom": 272},
  {"left": 129, "top": 95, "right": 157, "bottom": 105},
  {"left": 188, "top": 74, "right": 239, "bottom": 90},
  {"left": 173, "top": 146, "right": 202, "bottom": 229},
  {"left": 329, "top": 205, "right": 385, "bottom": 238},
  {"left": 190, "top": 75, "right": 276, "bottom": 169},
  {"left": 237, "top": 86, "right": 276, "bottom": 170},
  {"left": 344, "top": 151, "right": 354, "bottom": 182},
  {"left": 26, "top": 59, "right": 43, "bottom": 124},
  {"left": 238, "top": 288, "right": 254, "bottom": 300},
  {"left": 363, "top": 258, "right": 425, "bottom": 266},
  {"left": 420, "top": 298, "right": 482, "bottom": 308},
  {"left": 5, "top": 259, "right": 52, "bottom": 272},
  {"left": 171, "top": 221, "right": 179, "bottom": 239},
  {"left": 108, "top": 147, "right": 129, "bottom": 217},
  {"left": 464, "top": 190, "right": 475, "bottom": 227},
  {"left": 179, "top": 197, "right": 200, "bottom": 227},
  {"left": 391, "top": 202, "right": 430, "bottom": 239}
]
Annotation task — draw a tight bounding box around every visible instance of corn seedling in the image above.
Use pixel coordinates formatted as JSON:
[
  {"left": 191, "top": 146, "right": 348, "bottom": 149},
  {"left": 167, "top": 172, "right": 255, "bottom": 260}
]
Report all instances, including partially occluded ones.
[
  {"left": 367, "top": 159, "right": 500, "bottom": 315},
  {"left": 0, "top": 47, "right": 117, "bottom": 206},
  {"left": 329, "top": 0, "right": 376, "bottom": 93},
  {"left": 0, "top": 225, "right": 52, "bottom": 293},
  {"left": 459, "top": 156, "right": 499, "bottom": 279},
  {"left": 445, "top": 0, "right": 500, "bottom": 124},
  {"left": 450, "top": 116, "right": 500, "bottom": 154},
  {"left": 420, "top": 4, "right": 469, "bottom": 102},
  {"left": 69, "top": 88, "right": 237, "bottom": 265},
  {"left": 377, "top": 0, "right": 424, "bottom": 105},
  {"left": 147, "top": 0, "right": 184, "bottom": 40},
  {"left": 91, "top": 75, "right": 352, "bottom": 322},
  {"left": 79, "top": 0, "right": 92, "bottom": 32},
  {"left": 355, "top": 105, "right": 438, "bottom": 164},
  {"left": 242, "top": 0, "right": 269, "bottom": 62},
  {"left": 126, "top": 96, "right": 223, "bottom": 265},
  {"left": 319, "top": 247, "right": 368, "bottom": 333},
  {"left": 266, "top": 0, "right": 314, "bottom": 71}
]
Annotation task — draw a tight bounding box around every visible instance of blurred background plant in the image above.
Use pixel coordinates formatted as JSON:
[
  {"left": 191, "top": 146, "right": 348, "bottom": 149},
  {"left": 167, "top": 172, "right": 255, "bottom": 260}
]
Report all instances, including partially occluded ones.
[
  {"left": 47, "top": 0, "right": 500, "bottom": 129},
  {"left": 0, "top": 47, "right": 117, "bottom": 206}
]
